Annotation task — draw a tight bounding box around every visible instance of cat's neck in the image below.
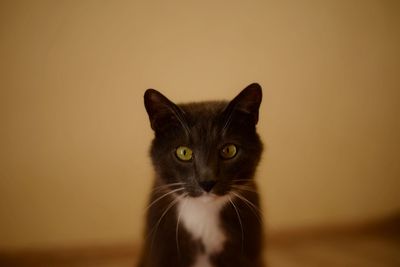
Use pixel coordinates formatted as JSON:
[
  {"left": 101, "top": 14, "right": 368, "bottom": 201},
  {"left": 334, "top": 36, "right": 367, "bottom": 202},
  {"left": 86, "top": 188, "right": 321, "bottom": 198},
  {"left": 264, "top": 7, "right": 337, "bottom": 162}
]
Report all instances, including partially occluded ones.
[{"left": 177, "top": 194, "right": 230, "bottom": 266}]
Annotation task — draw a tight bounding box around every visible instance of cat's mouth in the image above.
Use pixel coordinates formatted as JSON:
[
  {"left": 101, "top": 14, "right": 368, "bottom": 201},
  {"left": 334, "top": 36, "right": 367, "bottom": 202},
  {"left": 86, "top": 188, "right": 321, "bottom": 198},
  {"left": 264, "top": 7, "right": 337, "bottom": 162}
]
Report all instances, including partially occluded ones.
[
  {"left": 163, "top": 179, "right": 255, "bottom": 201},
  {"left": 183, "top": 182, "right": 231, "bottom": 198},
  {"left": 195, "top": 193, "right": 221, "bottom": 203}
]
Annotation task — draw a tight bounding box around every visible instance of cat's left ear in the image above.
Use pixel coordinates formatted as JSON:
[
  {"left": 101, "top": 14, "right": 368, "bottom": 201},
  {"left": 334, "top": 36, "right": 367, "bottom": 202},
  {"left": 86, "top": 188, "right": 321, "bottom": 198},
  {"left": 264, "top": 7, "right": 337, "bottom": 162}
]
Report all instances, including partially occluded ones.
[{"left": 225, "top": 83, "right": 262, "bottom": 125}]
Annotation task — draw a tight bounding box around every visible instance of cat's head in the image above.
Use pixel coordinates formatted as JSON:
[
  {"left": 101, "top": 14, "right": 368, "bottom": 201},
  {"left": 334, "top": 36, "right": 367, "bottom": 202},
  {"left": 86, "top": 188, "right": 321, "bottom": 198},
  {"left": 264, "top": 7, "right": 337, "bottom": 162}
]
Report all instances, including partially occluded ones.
[{"left": 144, "top": 83, "right": 263, "bottom": 198}]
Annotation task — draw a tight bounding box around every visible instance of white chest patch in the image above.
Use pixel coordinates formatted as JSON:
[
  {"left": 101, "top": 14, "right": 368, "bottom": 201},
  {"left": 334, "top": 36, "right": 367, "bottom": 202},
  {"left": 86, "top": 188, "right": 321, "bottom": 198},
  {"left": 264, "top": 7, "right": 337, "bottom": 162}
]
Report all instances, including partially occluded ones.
[
  {"left": 177, "top": 194, "right": 229, "bottom": 266},
  {"left": 191, "top": 253, "right": 212, "bottom": 267}
]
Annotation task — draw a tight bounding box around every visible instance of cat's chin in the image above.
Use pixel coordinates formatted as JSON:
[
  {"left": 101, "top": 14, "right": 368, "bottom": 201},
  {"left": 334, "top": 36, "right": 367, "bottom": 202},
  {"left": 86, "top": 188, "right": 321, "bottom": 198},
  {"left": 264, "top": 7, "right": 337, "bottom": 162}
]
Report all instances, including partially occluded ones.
[{"left": 191, "top": 192, "right": 227, "bottom": 203}]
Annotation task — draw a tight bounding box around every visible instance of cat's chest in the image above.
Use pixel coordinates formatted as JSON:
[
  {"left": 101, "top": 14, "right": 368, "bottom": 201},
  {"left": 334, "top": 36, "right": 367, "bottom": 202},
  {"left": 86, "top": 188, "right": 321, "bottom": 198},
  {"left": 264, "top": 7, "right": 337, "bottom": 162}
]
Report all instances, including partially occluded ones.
[{"left": 177, "top": 195, "right": 230, "bottom": 261}]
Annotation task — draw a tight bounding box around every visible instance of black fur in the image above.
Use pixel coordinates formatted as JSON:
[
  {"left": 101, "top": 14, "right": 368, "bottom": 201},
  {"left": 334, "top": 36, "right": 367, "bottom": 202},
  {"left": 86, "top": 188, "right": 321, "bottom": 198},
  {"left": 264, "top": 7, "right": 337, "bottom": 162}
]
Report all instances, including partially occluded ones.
[{"left": 138, "top": 83, "right": 265, "bottom": 267}]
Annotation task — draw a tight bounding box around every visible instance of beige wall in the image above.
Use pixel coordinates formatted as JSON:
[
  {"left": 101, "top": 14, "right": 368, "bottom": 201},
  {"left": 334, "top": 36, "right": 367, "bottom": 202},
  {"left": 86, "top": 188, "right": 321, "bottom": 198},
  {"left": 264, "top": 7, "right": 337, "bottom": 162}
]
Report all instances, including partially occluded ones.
[{"left": 1, "top": 0, "right": 399, "bottom": 249}]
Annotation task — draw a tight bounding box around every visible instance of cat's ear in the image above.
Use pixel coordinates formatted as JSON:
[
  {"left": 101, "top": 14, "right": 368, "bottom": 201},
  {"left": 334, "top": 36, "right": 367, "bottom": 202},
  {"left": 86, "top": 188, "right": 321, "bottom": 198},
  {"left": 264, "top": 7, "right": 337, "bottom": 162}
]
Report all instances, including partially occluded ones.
[
  {"left": 225, "top": 83, "right": 262, "bottom": 125},
  {"left": 144, "top": 89, "right": 187, "bottom": 132}
]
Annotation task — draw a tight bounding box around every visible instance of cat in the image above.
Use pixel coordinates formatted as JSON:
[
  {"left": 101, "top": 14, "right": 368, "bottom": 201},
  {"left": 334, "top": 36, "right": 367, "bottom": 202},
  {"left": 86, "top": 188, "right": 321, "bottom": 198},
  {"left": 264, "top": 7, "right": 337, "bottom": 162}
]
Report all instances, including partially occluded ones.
[{"left": 137, "top": 83, "right": 264, "bottom": 267}]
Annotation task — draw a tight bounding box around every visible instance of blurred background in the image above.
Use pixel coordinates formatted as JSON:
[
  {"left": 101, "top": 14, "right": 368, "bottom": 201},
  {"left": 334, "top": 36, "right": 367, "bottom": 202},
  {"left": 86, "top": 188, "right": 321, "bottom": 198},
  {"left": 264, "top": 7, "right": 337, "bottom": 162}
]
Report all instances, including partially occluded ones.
[{"left": 1, "top": 0, "right": 399, "bottom": 266}]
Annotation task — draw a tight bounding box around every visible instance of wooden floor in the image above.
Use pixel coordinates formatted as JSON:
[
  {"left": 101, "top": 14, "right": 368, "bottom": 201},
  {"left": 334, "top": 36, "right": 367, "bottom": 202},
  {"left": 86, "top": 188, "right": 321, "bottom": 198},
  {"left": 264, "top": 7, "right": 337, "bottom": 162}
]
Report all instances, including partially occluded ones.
[
  {"left": 266, "top": 232, "right": 400, "bottom": 267},
  {"left": 1, "top": 216, "right": 400, "bottom": 267}
]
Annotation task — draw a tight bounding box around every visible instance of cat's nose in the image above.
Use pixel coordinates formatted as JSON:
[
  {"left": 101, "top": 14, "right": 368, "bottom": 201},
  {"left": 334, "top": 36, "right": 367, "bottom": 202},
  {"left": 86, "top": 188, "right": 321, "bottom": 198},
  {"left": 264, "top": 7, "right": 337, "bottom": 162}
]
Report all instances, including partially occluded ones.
[{"left": 199, "top": 180, "right": 217, "bottom": 192}]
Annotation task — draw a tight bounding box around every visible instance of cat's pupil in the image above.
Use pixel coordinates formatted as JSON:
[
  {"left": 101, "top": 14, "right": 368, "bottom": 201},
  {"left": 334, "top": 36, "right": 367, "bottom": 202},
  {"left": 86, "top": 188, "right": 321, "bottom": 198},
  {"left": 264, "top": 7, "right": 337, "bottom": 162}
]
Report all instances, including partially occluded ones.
[
  {"left": 176, "top": 146, "right": 193, "bottom": 161},
  {"left": 221, "top": 144, "right": 237, "bottom": 159}
]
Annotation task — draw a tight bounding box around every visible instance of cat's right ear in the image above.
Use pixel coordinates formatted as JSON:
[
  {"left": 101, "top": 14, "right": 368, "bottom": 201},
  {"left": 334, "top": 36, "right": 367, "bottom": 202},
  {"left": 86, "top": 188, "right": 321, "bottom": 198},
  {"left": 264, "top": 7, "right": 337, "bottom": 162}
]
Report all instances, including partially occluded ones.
[{"left": 144, "top": 89, "right": 187, "bottom": 133}]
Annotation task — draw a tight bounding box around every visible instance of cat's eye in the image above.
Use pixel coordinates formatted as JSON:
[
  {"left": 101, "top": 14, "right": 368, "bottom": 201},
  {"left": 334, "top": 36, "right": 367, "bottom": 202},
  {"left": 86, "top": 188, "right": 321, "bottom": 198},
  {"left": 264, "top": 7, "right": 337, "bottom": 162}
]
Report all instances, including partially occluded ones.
[
  {"left": 175, "top": 146, "right": 193, "bottom": 161},
  {"left": 220, "top": 144, "right": 237, "bottom": 159}
]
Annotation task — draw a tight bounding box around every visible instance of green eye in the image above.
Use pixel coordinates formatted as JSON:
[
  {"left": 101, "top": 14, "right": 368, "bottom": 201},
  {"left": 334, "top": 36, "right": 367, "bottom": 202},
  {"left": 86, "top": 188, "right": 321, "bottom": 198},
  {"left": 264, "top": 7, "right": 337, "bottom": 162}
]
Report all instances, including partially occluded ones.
[
  {"left": 220, "top": 144, "right": 237, "bottom": 159},
  {"left": 176, "top": 146, "right": 193, "bottom": 161}
]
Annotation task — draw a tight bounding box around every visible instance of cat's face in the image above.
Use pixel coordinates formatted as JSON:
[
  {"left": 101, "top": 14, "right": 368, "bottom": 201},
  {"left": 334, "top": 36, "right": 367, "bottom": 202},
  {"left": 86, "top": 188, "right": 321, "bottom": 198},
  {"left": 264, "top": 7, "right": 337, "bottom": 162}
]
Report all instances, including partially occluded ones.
[{"left": 144, "top": 84, "right": 263, "bottom": 198}]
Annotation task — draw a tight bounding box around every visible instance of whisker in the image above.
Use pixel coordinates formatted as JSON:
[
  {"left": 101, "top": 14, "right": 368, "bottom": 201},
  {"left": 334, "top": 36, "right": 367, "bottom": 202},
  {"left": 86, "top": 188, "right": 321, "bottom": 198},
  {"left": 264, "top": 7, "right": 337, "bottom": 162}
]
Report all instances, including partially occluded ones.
[
  {"left": 167, "top": 105, "right": 191, "bottom": 136},
  {"left": 231, "top": 179, "right": 256, "bottom": 185},
  {"left": 151, "top": 182, "right": 185, "bottom": 193},
  {"left": 176, "top": 194, "right": 188, "bottom": 257},
  {"left": 145, "top": 187, "right": 185, "bottom": 212},
  {"left": 229, "top": 196, "right": 244, "bottom": 254},
  {"left": 231, "top": 191, "right": 263, "bottom": 224},
  {"left": 148, "top": 196, "right": 181, "bottom": 255},
  {"left": 231, "top": 185, "right": 258, "bottom": 193},
  {"left": 221, "top": 108, "right": 234, "bottom": 136}
]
